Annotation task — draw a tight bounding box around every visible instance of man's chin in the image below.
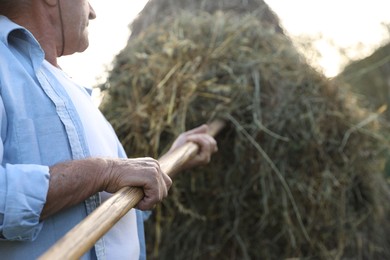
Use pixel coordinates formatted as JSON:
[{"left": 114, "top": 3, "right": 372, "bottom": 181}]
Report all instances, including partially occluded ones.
[{"left": 78, "top": 39, "right": 90, "bottom": 53}]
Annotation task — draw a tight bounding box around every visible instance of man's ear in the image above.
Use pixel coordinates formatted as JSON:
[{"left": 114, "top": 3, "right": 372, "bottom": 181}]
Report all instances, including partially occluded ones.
[{"left": 43, "top": 0, "right": 58, "bottom": 7}]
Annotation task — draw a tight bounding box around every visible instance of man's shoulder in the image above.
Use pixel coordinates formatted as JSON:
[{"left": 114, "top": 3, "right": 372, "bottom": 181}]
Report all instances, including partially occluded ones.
[{"left": 0, "top": 16, "right": 44, "bottom": 75}]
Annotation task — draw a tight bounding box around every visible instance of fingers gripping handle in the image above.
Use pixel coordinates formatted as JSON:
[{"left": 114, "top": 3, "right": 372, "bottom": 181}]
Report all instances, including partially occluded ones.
[{"left": 159, "top": 119, "right": 225, "bottom": 177}]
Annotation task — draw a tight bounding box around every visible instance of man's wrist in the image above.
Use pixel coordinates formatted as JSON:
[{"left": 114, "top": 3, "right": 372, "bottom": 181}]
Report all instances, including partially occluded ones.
[{"left": 94, "top": 157, "right": 113, "bottom": 192}]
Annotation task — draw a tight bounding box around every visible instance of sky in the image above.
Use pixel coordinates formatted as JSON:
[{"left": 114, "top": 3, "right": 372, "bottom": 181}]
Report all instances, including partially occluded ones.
[{"left": 59, "top": 0, "right": 390, "bottom": 89}]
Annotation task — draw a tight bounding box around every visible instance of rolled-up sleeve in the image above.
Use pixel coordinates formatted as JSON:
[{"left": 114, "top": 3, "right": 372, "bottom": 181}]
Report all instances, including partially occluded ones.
[{"left": 0, "top": 163, "right": 50, "bottom": 241}]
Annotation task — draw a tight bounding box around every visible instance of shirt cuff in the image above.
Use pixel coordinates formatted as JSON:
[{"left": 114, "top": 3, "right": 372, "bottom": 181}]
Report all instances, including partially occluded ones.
[{"left": 0, "top": 163, "right": 50, "bottom": 241}]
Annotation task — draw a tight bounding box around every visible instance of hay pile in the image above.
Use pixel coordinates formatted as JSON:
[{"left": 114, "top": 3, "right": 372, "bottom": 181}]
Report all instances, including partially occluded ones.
[
  {"left": 130, "top": 0, "right": 284, "bottom": 38},
  {"left": 99, "top": 2, "right": 390, "bottom": 259}
]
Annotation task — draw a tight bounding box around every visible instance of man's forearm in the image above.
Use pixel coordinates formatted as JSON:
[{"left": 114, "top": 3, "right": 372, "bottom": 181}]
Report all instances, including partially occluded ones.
[{"left": 41, "top": 158, "right": 108, "bottom": 220}]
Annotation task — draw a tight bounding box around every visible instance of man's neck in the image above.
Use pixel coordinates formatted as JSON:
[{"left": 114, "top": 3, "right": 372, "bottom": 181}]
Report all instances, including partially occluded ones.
[{"left": 11, "top": 2, "right": 61, "bottom": 67}]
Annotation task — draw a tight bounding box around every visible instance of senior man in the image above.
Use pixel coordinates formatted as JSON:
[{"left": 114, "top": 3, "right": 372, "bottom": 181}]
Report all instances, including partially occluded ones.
[{"left": 0, "top": 0, "right": 218, "bottom": 259}]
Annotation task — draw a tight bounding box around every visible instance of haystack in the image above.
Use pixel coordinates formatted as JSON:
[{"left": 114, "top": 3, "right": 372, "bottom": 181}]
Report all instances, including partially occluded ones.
[
  {"left": 130, "top": 0, "right": 284, "bottom": 37},
  {"left": 99, "top": 1, "right": 390, "bottom": 259}
]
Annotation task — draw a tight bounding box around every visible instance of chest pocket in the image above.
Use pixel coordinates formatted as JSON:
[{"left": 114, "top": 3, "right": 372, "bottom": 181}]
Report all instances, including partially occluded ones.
[{"left": 14, "top": 116, "right": 72, "bottom": 165}]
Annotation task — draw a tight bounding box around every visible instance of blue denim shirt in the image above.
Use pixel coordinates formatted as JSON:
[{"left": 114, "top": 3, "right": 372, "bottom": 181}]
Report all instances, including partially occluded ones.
[{"left": 0, "top": 15, "right": 146, "bottom": 259}]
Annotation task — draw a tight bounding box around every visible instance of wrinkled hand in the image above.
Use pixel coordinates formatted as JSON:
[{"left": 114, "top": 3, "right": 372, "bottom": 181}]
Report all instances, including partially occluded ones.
[
  {"left": 102, "top": 157, "right": 172, "bottom": 211},
  {"left": 167, "top": 124, "right": 218, "bottom": 170}
]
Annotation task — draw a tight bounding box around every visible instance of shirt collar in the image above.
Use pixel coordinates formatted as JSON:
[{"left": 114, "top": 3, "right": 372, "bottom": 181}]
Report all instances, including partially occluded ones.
[
  {"left": 0, "top": 15, "right": 45, "bottom": 70},
  {"left": 1, "top": 15, "right": 26, "bottom": 45}
]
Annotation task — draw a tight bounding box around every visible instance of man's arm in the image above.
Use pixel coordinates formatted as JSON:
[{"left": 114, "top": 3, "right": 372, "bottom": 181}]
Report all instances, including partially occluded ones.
[
  {"left": 43, "top": 124, "right": 218, "bottom": 219},
  {"left": 42, "top": 157, "right": 171, "bottom": 220},
  {"left": 0, "top": 122, "right": 215, "bottom": 241}
]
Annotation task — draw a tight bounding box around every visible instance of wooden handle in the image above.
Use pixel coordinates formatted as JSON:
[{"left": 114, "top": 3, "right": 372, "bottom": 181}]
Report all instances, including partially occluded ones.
[{"left": 38, "top": 119, "right": 225, "bottom": 260}]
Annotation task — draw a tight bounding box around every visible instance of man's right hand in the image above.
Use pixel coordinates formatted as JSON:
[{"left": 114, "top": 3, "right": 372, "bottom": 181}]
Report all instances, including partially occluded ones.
[{"left": 101, "top": 157, "right": 172, "bottom": 210}]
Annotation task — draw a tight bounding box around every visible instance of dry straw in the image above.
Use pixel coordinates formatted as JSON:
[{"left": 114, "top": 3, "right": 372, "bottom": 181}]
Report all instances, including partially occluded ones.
[{"left": 99, "top": 2, "right": 390, "bottom": 259}]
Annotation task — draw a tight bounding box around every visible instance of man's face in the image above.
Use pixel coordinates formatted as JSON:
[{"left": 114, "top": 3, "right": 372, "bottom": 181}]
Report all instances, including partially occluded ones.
[{"left": 59, "top": 0, "right": 96, "bottom": 55}]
